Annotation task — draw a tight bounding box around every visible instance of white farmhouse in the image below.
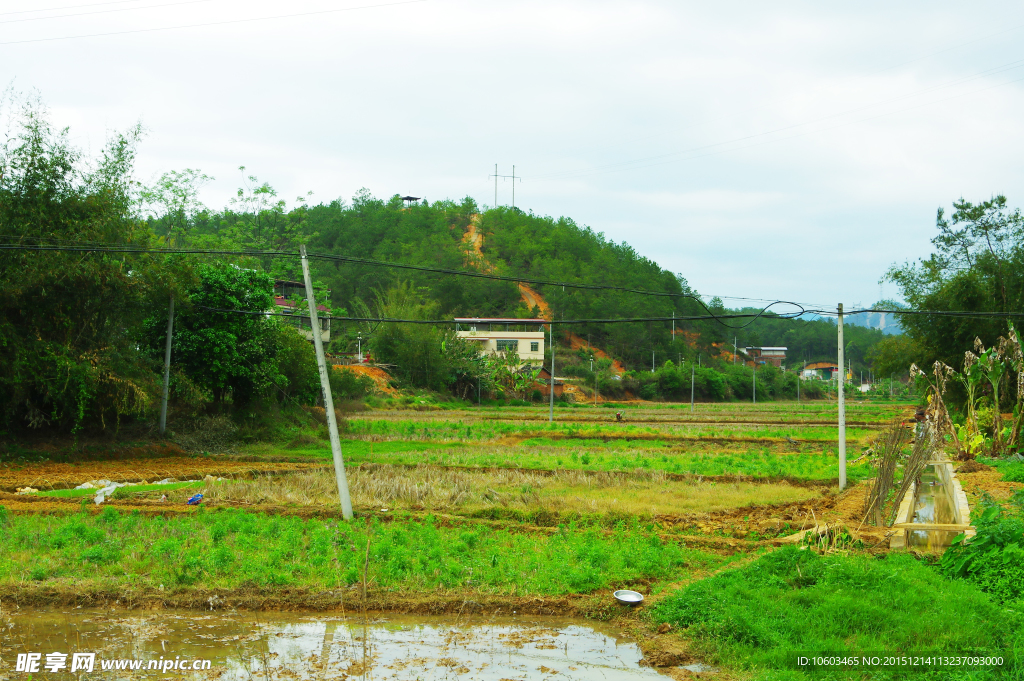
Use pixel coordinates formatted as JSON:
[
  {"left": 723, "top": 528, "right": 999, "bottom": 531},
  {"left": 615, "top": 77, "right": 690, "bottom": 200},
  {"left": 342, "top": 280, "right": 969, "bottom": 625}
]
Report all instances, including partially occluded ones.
[{"left": 454, "top": 318, "right": 547, "bottom": 365}]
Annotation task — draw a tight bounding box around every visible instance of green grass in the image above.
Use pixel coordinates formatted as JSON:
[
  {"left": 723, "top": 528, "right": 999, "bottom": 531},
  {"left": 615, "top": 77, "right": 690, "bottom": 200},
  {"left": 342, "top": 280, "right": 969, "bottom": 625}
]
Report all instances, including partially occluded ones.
[
  {"left": 314, "top": 443, "right": 871, "bottom": 481},
  {"left": 979, "top": 457, "right": 1024, "bottom": 483},
  {"left": 345, "top": 417, "right": 879, "bottom": 443},
  {"left": 34, "top": 481, "right": 203, "bottom": 499},
  {"left": 0, "top": 506, "right": 725, "bottom": 596},
  {"left": 652, "top": 547, "right": 1023, "bottom": 680}
]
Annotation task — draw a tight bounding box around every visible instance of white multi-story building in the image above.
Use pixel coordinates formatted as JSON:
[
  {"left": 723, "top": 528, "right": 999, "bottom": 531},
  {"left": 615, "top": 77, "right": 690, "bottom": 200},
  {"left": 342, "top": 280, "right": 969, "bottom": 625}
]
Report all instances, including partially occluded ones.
[{"left": 454, "top": 318, "right": 547, "bottom": 364}]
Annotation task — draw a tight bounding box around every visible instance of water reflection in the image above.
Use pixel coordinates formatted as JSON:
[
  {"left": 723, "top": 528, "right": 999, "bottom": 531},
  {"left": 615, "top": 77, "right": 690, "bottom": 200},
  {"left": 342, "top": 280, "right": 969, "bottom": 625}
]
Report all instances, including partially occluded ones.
[
  {"left": 907, "top": 464, "right": 958, "bottom": 551},
  {"left": 0, "top": 608, "right": 666, "bottom": 679}
]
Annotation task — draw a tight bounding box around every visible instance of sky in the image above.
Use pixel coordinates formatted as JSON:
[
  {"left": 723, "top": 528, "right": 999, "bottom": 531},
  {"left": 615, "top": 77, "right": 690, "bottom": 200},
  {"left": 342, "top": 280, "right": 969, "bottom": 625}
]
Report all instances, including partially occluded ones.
[{"left": 4, "top": 0, "right": 1024, "bottom": 312}]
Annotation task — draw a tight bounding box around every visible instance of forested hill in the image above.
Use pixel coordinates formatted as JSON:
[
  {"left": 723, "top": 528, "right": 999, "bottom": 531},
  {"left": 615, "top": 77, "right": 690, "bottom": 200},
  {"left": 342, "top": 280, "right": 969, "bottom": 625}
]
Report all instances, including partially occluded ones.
[
  {"left": 181, "top": 190, "right": 887, "bottom": 370},
  {"left": 292, "top": 193, "right": 717, "bottom": 368}
]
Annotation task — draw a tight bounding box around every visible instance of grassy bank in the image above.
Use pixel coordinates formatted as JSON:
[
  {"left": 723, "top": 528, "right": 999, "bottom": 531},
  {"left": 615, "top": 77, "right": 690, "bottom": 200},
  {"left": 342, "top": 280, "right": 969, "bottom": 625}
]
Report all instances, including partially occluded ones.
[
  {"left": 651, "top": 546, "right": 1023, "bottom": 680},
  {"left": 0, "top": 506, "right": 726, "bottom": 596}
]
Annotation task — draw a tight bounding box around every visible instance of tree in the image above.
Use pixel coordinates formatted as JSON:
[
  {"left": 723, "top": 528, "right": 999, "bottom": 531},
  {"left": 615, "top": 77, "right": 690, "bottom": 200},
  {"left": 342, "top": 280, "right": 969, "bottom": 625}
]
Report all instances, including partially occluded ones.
[
  {"left": 0, "top": 95, "right": 157, "bottom": 432},
  {"left": 141, "top": 168, "right": 213, "bottom": 246},
  {"left": 155, "top": 263, "right": 281, "bottom": 405},
  {"left": 866, "top": 335, "right": 921, "bottom": 378},
  {"left": 887, "top": 195, "right": 1024, "bottom": 380}
]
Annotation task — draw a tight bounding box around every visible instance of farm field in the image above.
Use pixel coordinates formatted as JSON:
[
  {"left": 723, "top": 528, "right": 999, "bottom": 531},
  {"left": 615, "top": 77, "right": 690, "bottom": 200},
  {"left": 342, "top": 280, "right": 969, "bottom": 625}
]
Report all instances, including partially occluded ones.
[{"left": 5, "top": 399, "right": 1022, "bottom": 679}]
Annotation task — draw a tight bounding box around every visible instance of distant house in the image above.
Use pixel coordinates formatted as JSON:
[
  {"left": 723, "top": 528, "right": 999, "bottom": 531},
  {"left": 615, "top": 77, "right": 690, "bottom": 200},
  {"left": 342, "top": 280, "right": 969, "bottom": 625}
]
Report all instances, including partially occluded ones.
[
  {"left": 273, "top": 279, "right": 330, "bottom": 343},
  {"left": 534, "top": 366, "right": 564, "bottom": 398},
  {"left": 803, "top": 361, "right": 840, "bottom": 380},
  {"left": 455, "top": 318, "right": 546, "bottom": 365},
  {"left": 745, "top": 346, "right": 787, "bottom": 368}
]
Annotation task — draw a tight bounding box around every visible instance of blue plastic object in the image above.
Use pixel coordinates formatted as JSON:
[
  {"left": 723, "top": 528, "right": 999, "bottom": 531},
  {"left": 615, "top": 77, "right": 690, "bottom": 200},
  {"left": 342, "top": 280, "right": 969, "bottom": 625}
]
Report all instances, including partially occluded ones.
[{"left": 186, "top": 493, "right": 204, "bottom": 506}]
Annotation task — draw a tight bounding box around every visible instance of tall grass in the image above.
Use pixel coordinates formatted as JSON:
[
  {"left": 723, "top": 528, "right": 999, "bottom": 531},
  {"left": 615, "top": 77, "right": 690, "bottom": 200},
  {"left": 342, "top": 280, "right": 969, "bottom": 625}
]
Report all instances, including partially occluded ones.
[
  {"left": 0, "top": 506, "right": 724, "bottom": 595},
  {"left": 177, "top": 466, "right": 818, "bottom": 517}
]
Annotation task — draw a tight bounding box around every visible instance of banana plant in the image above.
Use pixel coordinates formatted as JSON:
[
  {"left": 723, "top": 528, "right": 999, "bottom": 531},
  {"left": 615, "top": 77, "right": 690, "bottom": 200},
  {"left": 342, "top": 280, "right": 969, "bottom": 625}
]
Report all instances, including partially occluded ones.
[
  {"left": 975, "top": 344, "right": 1006, "bottom": 455},
  {"left": 1001, "top": 323, "right": 1024, "bottom": 452}
]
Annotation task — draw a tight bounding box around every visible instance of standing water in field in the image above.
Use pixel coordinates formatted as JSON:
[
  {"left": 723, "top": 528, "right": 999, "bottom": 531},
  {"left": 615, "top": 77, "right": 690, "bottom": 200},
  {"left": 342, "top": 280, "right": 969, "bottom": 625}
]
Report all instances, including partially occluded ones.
[
  {"left": 0, "top": 609, "right": 667, "bottom": 680},
  {"left": 907, "top": 464, "right": 958, "bottom": 551}
]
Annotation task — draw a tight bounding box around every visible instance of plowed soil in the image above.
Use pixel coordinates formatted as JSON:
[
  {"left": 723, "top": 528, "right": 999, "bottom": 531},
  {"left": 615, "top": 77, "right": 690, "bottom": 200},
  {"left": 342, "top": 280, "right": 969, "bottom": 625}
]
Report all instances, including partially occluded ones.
[
  {"left": 957, "top": 469, "right": 1023, "bottom": 503},
  {"left": 0, "top": 458, "right": 327, "bottom": 493}
]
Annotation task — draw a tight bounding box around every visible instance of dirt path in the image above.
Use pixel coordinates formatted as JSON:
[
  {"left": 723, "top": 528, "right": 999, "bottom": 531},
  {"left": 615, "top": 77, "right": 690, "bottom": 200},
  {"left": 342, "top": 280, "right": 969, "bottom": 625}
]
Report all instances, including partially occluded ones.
[{"left": 462, "top": 215, "right": 624, "bottom": 373}]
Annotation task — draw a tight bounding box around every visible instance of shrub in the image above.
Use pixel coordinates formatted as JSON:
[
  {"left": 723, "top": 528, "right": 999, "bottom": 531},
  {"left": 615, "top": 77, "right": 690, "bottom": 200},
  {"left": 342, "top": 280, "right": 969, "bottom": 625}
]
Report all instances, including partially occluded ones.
[{"left": 940, "top": 502, "right": 1024, "bottom": 604}]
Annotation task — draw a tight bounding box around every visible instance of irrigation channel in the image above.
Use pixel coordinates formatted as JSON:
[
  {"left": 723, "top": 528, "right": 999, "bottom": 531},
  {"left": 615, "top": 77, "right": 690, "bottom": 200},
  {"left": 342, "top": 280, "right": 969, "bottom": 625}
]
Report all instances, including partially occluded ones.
[
  {"left": 1, "top": 609, "right": 684, "bottom": 679},
  {"left": 891, "top": 454, "right": 976, "bottom": 551}
]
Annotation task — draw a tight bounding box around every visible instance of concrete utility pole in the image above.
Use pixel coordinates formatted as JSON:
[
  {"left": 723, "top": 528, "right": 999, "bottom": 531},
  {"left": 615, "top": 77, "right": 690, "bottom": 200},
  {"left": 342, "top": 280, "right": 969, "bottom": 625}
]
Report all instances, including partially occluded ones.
[
  {"left": 549, "top": 322, "right": 555, "bottom": 423},
  {"left": 159, "top": 295, "right": 175, "bottom": 435},
  {"left": 752, "top": 365, "right": 756, "bottom": 404},
  {"left": 733, "top": 336, "right": 737, "bottom": 364},
  {"left": 690, "top": 363, "right": 695, "bottom": 413},
  {"left": 301, "top": 245, "right": 353, "bottom": 519},
  {"left": 652, "top": 351, "right": 655, "bottom": 373},
  {"left": 838, "top": 303, "right": 847, "bottom": 491}
]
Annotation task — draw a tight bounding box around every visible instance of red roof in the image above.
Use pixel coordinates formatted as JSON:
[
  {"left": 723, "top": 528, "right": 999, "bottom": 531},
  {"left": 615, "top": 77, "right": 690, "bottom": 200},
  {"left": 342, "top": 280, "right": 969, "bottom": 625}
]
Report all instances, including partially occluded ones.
[{"left": 276, "top": 296, "right": 328, "bottom": 312}]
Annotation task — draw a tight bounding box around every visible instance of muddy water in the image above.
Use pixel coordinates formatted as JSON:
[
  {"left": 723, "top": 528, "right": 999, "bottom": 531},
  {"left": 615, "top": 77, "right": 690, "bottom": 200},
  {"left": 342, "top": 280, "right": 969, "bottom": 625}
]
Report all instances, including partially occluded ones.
[
  {"left": 908, "top": 464, "right": 958, "bottom": 551},
  {"left": 0, "top": 608, "right": 667, "bottom": 679}
]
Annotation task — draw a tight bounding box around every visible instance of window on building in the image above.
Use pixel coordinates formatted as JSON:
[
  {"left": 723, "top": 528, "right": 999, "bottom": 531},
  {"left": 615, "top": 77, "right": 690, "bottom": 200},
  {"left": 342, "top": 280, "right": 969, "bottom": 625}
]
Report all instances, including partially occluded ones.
[
  {"left": 530, "top": 342, "right": 539, "bottom": 352},
  {"left": 496, "top": 339, "right": 519, "bottom": 352}
]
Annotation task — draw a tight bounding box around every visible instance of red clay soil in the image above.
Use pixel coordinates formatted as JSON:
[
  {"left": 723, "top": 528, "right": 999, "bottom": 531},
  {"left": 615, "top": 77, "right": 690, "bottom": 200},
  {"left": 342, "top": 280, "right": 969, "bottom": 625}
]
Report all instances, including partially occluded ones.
[
  {"left": 461, "top": 216, "right": 626, "bottom": 375},
  {"left": 0, "top": 458, "right": 326, "bottom": 493},
  {"left": 335, "top": 365, "right": 398, "bottom": 395}
]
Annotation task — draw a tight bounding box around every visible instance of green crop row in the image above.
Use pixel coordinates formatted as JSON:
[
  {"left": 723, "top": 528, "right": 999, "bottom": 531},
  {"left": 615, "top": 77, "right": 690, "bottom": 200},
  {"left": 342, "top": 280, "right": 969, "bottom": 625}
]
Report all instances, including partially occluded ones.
[{"left": 0, "top": 506, "right": 725, "bottom": 596}]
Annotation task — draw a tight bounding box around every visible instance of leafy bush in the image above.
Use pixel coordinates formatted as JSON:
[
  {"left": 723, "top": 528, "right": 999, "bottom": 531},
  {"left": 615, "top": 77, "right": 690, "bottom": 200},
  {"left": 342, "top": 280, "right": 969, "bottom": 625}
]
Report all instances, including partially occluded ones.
[{"left": 940, "top": 502, "right": 1024, "bottom": 604}]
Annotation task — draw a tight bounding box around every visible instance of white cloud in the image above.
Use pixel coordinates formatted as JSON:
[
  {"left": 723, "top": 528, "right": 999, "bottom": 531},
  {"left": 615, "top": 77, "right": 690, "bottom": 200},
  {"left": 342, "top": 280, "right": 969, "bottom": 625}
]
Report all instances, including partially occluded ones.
[{"left": 4, "top": 0, "right": 1024, "bottom": 307}]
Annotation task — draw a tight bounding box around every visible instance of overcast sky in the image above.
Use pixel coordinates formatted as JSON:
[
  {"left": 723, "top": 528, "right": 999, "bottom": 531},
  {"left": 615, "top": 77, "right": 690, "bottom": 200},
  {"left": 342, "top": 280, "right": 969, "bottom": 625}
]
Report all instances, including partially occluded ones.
[{"left": 5, "top": 0, "right": 1024, "bottom": 311}]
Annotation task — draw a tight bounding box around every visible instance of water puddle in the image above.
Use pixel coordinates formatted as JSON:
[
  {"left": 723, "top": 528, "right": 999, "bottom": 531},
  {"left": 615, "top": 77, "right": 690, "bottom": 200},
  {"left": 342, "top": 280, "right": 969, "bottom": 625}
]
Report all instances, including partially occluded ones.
[
  {"left": 908, "top": 464, "right": 958, "bottom": 550},
  {"left": 0, "top": 608, "right": 668, "bottom": 679}
]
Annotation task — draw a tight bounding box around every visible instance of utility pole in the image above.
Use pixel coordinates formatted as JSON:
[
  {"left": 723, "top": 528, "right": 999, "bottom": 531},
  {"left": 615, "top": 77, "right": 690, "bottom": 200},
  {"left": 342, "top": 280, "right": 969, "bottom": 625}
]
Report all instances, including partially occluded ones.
[
  {"left": 489, "top": 165, "right": 521, "bottom": 208},
  {"left": 301, "top": 244, "right": 353, "bottom": 519},
  {"left": 690, "top": 363, "right": 695, "bottom": 413},
  {"left": 549, "top": 322, "right": 555, "bottom": 423},
  {"left": 838, "top": 302, "right": 847, "bottom": 491},
  {"left": 489, "top": 163, "right": 498, "bottom": 208},
  {"left": 733, "top": 336, "right": 737, "bottom": 364},
  {"left": 652, "top": 350, "right": 655, "bottom": 373},
  {"left": 159, "top": 295, "right": 175, "bottom": 435},
  {"left": 672, "top": 310, "right": 675, "bottom": 338},
  {"left": 752, "top": 365, "right": 756, "bottom": 404}
]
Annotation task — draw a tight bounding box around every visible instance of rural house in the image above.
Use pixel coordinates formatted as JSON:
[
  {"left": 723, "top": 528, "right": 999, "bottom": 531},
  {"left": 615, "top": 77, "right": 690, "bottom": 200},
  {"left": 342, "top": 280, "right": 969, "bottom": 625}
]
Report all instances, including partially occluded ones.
[
  {"left": 273, "top": 279, "right": 331, "bottom": 343},
  {"left": 454, "top": 318, "right": 547, "bottom": 365},
  {"left": 744, "top": 346, "right": 787, "bottom": 367}
]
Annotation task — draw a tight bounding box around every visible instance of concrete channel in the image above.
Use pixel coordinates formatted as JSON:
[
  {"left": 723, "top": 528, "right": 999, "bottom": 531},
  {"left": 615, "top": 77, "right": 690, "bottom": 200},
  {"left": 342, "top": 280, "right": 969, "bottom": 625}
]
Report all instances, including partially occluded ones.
[{"left": 890, "top": 454, "right": 975, "bottom": 551}]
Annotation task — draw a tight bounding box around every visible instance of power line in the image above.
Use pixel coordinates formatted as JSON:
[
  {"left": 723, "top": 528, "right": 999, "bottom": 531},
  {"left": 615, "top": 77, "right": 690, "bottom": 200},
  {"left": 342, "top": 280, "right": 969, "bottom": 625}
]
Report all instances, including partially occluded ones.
[
  {"left": 0, "top": 0, "right": 427, "bottom": 45},
  {"left": 0, "top": 0, "right": 164, "bottom": 17},
  {"left": 0, "top": 0, "right": 213, "bottom": 25},
  {"left": 0, "top": 239, "right": 807, "bottom": 327},
  {"left": 8, "top": 240, "right": 1022, "bottom": 324},
  {"left": 199, "top": 305, "right": 805, "bottom": 327}
]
